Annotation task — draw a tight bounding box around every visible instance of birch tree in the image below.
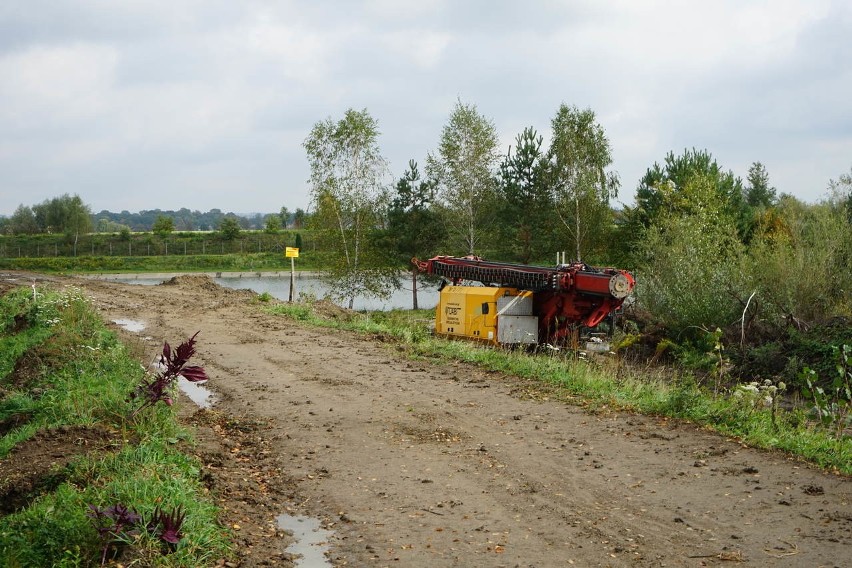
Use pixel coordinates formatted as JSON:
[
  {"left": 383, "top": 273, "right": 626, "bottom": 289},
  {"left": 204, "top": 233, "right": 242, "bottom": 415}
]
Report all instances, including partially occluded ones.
[
  {"left": 426, "top": 100, "right": 499, "bottom": 255},
  {"left": 303, "top": 108, "right": 395, "bottom": 308},
  {"left": 547, "top": 104, "right": 618, "bottom": 262}
]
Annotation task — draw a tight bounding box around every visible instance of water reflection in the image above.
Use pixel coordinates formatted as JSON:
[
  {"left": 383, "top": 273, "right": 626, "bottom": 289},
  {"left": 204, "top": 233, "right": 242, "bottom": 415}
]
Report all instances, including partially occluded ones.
[
  {"left": 276, "top": 513, "right": 334, "bottom": 567},
  {"left": 105, "top": 274, "right": 439, "bottom": 311},
  {"left": 177, "top": 376, "right": 217, "bottom": 409},
  {"left": 112, "top": 318, "right": 146, "bottom": 332}
]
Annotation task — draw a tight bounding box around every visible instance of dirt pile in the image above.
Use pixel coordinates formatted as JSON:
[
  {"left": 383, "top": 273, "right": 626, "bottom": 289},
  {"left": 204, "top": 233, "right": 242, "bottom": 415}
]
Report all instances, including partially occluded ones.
[
  {"left": 161, "top": 274, "right": 225, "bottom": 292},
  {"left": 311, "top": 299, "right": 356, "bottom": 321},
  {"left": 0, "top": 425, "right": 121, "bottom": 514}
]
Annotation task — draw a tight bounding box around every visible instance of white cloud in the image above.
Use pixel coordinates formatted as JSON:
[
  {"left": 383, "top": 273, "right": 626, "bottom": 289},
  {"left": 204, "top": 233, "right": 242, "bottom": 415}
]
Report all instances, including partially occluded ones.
[
  {"left": 0, "top": 43, "right": 117, "bottom": 129},
  {"left": 0, "top": 0, "right": 849, "bottom": 215}
]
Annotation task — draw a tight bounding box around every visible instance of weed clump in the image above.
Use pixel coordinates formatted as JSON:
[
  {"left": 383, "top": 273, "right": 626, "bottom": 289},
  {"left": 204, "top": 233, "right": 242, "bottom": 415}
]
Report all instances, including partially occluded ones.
[{"left": 131, "top": 332, "right": 208, "bottom": 417}]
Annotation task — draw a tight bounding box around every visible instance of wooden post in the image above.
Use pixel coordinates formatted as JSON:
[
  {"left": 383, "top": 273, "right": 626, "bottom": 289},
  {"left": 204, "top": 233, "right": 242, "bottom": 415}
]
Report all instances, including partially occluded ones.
[
  {"left": 289, "top": 255, "right": 296, "bottom": 303},
  {"left": 286, "top": 247, "right": 299, "bottom": 303}
]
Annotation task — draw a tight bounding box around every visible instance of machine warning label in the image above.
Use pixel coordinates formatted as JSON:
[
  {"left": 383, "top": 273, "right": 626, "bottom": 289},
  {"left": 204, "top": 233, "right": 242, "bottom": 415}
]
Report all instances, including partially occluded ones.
[{"left": 444, "top": 303, "right": 462, "bottom": 325}]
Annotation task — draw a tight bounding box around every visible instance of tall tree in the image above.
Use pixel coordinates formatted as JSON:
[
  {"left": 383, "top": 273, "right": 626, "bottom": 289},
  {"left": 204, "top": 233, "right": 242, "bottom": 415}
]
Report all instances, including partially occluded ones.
[
  {"left": 264, "top": 214, "right": 282, "bottom": 233},
  {"left": 386, "top": 160, "right": 445, "bottom": 308},
  {"left": 9, "top": 205, "right": 39, "bottom": 235},
  {"left": 152, "top": 215, "right": 175, "bottom": 236},
  {"left": 745, "top": 161, "right": 776, "bottom": 209},
  {"left": 546, "top": 104, "right": 618, "bottom": 262},
  {"left": 30, "top": 194, "right": 93, "bottom": 236},
  {"left": 426, "top": 100, "right": 499, "bottom": 255},
  {"left": 303, "top": 108, "right": 396, "bottom": 309},
  {"left": 218, "top": 217, "right": 241, "bottom": 240},
  {"left": 828, "top": 165, "right": 852, "bottom": 223},
  {"left": 632, "top": 148, "right": 745, "bottom": 230},
  {"left": 293, "top": 208, "right": 306, "bottom": 229},
  {"left": 279, "top": 206, "right": 291, "bottom": 228},
  {"left": 69, "top": 195, "right": 93, "bottom": 256},
  {"left": 497, "top": 127, "right": 554, "bottom": 263}
]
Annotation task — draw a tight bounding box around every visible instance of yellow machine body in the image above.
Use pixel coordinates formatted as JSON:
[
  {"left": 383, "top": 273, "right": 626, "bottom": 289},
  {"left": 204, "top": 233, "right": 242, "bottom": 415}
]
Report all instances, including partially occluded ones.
[{"left": 436, "top": 286, "right": 536, "bottom": 345}]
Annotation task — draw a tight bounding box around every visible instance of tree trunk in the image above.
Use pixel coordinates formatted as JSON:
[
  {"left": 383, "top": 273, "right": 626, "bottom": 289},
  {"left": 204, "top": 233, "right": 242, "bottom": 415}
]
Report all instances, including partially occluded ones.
[
  {"left": 574, "top": 193, "right": 581, "bottom": 262},
  {"left": 412, "top": 269, "right": 419, "bottom": 310}
]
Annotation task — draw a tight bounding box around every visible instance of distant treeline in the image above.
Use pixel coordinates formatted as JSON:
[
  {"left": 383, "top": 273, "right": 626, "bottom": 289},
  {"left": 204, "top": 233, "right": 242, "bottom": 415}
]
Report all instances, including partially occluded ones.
[
  {"left": 0, "top": 229, "right": 308, "bottom": 260},
  {"left": 0, "top": 200, "right": 308, "bottom": 234},
  {"left": 92, "top": 207, "right": 308, "bottom": 232}
]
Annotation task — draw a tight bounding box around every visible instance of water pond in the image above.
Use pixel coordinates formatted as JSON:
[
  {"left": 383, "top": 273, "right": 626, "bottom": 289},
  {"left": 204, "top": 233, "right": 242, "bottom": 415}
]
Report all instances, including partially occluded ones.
[{"left": 102, "top": 273, "right": 439, "bottom": 311}]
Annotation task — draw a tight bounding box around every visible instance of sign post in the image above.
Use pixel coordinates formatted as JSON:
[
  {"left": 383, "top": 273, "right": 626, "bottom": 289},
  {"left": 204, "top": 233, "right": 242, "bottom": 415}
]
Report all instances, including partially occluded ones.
[{"left": 285, "top": 247, "right": 299, "bottom": 302}]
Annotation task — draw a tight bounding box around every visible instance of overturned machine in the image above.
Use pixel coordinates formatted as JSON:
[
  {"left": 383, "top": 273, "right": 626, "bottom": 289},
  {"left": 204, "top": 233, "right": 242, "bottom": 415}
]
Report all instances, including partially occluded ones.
[{"left": 412, "top": 255, "right": 635, "bottom": 346}]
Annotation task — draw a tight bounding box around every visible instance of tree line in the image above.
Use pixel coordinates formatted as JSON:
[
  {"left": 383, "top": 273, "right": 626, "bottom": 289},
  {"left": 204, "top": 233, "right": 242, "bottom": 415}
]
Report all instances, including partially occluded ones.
[
  {"left": 1, "top": 201, "right": 308, "bottom": 235},
  {"left": 1, "top": 100, "right": 850, "bottom": 385},
  {"left": 306, "top": 101, "right": 852, "bottom": 387}
]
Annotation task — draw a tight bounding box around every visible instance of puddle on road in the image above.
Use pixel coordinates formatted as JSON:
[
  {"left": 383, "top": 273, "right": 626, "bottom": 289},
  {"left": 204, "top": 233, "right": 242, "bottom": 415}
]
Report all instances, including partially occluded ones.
[
  {"left": 177, "top": 376, "right": 217, "bottom": 409},
  {"left": 113, "top": 318, "right": 145, "bottom": 333},
  {"left": 276, "top": 513, "right": 334, "bottom": 567}
]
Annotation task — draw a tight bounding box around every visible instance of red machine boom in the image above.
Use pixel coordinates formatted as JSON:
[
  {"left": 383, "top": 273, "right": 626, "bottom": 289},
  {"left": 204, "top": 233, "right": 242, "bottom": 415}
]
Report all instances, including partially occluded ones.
[{"left": 413, "top": 255, "right": 635, "bottom": 344}]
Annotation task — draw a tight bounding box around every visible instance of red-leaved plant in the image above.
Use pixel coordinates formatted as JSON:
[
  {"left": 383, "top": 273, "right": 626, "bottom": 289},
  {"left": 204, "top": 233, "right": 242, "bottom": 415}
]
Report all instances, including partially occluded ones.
[
  {"left": 88, "top": 503, "right": 142, "bottom": 565},
  {"left": 88, "top": 503, "right": 188, "bottom": 563},
  {"left": 131, "top": 332, "right": 208, "bottom": 417},
  {"left": 148, "top": 505, "right": 186, "bottom": 551}
]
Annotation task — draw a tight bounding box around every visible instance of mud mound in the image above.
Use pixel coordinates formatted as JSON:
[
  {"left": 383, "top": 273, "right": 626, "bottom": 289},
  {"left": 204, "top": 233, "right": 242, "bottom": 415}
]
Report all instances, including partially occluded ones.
[
  {"left": 312, "top": 298, "right": 356, "bottom": 321},
  {"left": 0, "top": 425, "right": 121, "bottom": 514},
  {"left": 160, "top": 274, "right": 223, "bottom": 292},
  {"left": 4, "top": 330, "right": 83, "bottom": 390}
]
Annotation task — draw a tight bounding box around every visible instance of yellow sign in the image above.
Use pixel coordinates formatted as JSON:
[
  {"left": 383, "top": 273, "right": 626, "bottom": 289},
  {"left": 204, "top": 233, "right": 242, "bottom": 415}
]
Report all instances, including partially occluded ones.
[{"left": 285, "top": 247, "right": 300, "bottom": 258}]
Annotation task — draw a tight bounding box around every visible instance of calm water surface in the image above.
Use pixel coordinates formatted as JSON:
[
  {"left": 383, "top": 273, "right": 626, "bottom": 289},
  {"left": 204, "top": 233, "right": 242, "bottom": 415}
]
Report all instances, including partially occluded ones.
[{"left": 110, "top": 274, "right": 439, "bottom": 311}]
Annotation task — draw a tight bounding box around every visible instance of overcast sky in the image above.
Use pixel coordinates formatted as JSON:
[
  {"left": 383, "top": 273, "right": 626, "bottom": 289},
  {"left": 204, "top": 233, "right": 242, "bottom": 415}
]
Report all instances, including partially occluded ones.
[{"left": 1, "top": 0, "right": 850, "bottom": 216}]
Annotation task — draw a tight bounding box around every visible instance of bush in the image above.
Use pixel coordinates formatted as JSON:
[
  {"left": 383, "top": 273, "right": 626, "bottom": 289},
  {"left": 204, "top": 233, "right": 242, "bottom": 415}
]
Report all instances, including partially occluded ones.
[{"left": 636, "top": 210, "right": 744, "bottom": 338}]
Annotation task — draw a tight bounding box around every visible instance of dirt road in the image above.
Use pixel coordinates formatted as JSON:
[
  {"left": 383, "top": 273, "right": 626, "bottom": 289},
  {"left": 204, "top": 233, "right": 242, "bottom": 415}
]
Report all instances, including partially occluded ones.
[{"left": 20, "top": 274, "right": 852, "bottom": 566}]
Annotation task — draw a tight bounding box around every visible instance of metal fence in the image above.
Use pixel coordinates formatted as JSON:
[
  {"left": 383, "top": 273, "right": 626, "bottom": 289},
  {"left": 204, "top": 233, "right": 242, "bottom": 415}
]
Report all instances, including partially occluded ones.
[{"left": 0, "top": 233, "right": 308, "bottom": 258}]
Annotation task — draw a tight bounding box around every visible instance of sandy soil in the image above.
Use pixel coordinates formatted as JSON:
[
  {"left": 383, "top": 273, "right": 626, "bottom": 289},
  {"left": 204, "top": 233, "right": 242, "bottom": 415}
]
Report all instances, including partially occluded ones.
[{"left": 3, "top": 272, "right": 850, "bottom": 567}]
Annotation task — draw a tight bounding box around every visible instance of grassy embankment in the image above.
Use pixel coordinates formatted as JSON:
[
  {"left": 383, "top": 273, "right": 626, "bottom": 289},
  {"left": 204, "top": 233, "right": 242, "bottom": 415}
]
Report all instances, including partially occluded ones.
[
  {"left": 0, "top": 230, "right": 323, "bottom": 274},
  {"left": 0, "top": 286, "right": 232, "bottom": 566},
  {"left": 0, "top": 252, "right": 329, "bottom": 274},
  {"left": 267, "top": 300, "right": 852, "bottom": 475}
]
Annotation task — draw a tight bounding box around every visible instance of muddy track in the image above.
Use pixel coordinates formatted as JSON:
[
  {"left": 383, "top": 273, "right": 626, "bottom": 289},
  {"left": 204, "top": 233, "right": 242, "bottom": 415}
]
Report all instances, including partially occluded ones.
[{"left": 13, "top": 273, "right": 851, "bottom": 567}]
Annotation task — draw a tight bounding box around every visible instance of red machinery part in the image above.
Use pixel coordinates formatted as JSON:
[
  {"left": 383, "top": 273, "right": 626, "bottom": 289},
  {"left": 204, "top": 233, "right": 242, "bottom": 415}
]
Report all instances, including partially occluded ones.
[{"left": 413, "top": 255, "right": 635, "bottom": 344}]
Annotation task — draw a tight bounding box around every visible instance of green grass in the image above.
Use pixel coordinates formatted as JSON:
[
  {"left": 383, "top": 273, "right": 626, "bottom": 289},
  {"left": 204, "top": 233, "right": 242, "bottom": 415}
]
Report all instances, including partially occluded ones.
[
  {"left": 267, "top": 300, "right": 852, "bottom": 475},
  {"left": 0, "top": 251, "right": 331, "bottom": 274},
  {"left": 0, "top": 286, "right": 233, "bottom": 567}
]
